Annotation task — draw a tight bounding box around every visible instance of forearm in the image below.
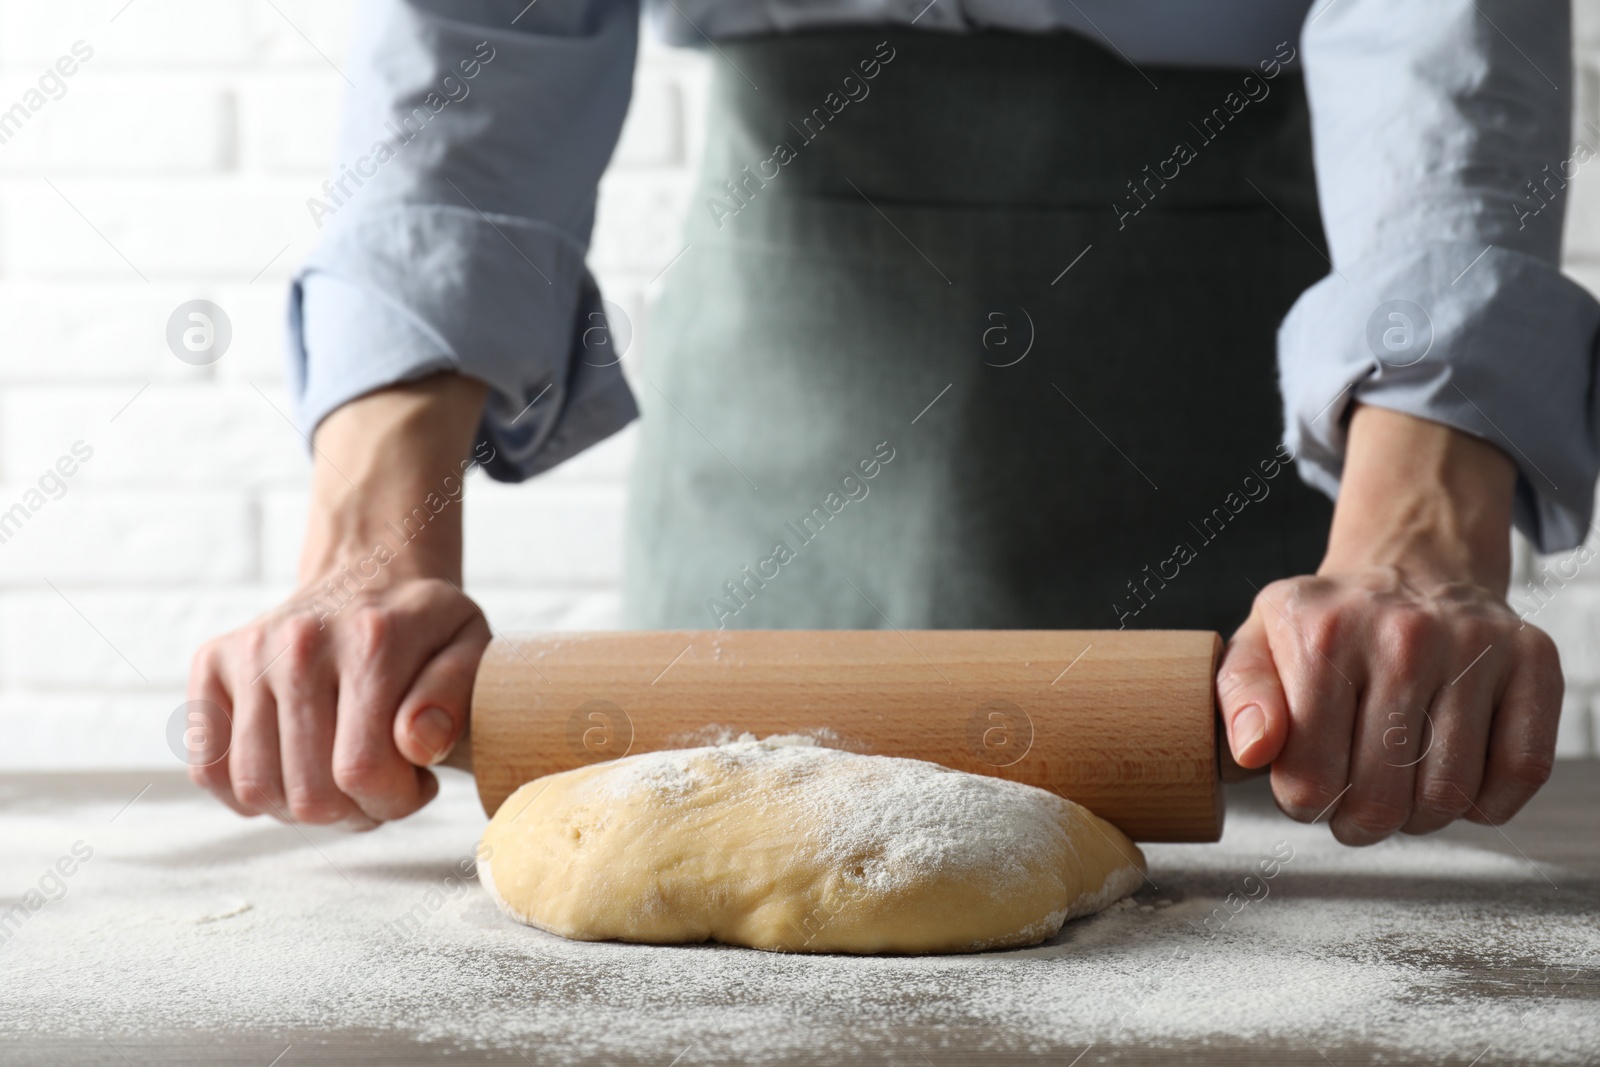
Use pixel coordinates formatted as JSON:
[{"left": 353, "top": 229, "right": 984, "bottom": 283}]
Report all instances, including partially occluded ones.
[
  {"left": 301, "top": 372, "right": 489, "bottom": 585},
  {"left": 1319, "top": 404, "right": 1517, "bottom": 593}
]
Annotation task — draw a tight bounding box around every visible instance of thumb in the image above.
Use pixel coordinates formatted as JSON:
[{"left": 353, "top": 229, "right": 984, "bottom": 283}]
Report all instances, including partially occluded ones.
[
  {"left": 394, "top": 616, "right": 490, "bottom": 767},
  {"left": 1216, "top": 608, "right": 1290, "bottom": 769}
]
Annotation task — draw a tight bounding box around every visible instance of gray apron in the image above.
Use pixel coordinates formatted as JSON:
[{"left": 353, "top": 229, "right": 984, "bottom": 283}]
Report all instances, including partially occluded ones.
[{"left": 624, "top": 29, "right": 1333, "bottom": 634}]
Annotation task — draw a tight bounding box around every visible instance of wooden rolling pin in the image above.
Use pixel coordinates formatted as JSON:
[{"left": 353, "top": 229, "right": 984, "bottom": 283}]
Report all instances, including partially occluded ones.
[{"left": 444, "top": 630, "right": 1224, "bottom": 843}]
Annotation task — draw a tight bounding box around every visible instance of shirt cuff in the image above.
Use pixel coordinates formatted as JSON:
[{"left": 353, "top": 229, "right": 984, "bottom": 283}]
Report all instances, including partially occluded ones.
[
  {"left": 287, "top": 202, "right": 638, "bottom": 482},
  {"left": 1279, "top": 241, "right": 1600, "bottom": 553}
]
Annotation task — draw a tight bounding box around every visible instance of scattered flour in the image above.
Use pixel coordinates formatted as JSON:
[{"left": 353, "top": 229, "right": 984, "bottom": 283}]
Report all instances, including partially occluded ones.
[{"left": 0, "top": 771, "right": 1595, "bottom": 1063}]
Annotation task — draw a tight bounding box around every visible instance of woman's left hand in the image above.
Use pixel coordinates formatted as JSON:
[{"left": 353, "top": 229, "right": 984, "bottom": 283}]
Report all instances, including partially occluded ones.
[{"left": 1214, "top": 405, "right": 1564, "bottom": 845}]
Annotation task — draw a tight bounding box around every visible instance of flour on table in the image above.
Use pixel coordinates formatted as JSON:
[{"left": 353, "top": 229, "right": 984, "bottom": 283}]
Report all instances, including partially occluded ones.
[{"left": 1, "top": 771, "right": 1595, "bottom": 1064}]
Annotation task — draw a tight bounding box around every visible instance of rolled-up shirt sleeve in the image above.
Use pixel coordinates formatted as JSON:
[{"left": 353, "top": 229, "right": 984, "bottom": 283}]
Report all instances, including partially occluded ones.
[
  {"left": 288, "top": 0, "right": 641, "bottom": 481},
  {"left": 1280, "top": 0, "right": 1600, "bottom": 552}
]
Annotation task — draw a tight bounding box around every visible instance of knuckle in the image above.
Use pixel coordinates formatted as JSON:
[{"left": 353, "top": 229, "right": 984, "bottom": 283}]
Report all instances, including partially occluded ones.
[
  {"left": 272, "top": 627, "right": 328, "bottom": 684},
  {"left": 417, "top": 576, "right": 461, "bottom": 604},
  {"left": 1521, "top": 627, "right": 1562, "bottom": 676},
  {"left": 1299, "top": 611, "right": 1344, "bottom": 662},
  {"left": 1214, "top": 666, "right": 1257, "bottom": 708},
  {"left": 1473, "top": 795, "right": 1519, "bottom": 824},
  {"left": 332, "top": 753, "right": 392, "bottom": 799},
  {"left": 1415, "top": 778, "right": 1473, "bottom": 819},
  {"left": 1461, "top": 612, "right": 1507, "bottom": 649},
  {"left": 1341, "top": 797, "right": 1411, "bottom": 836},
  {"left": 234, "top": 625, "right": 268, "bottom": 663},
  {"left": 1506, "top": 746, "right": 1555, "bottom": 790},
  {"left": 232, "top": 776, "right": 284, "bottom": 812},
  {"left": 286, "top": 788, "right": 347, "bottom": 825},
  {"left": 1276, "top": 574, "right": 1330, "bottom": 604},
  {"left": 1379, "top": 609, "right": 1436, "bottom": 663},
  {"left": 276, "top": 616, "right": 325, "bottom": 672},
  {"left": 268, "top": 617, "right": 324, "bottom": 675},
  {"left": 420, "top": 575, "right": 478, "bottom": 615},
  {"left": 348, "top": 605, "right": 395, "bottom": 659},
  {"left": 1275, "top": 779, "right": 1344, "bottom": 821},
  {"left": 404, "top": 579, "right": 476, "bottom": 631}
]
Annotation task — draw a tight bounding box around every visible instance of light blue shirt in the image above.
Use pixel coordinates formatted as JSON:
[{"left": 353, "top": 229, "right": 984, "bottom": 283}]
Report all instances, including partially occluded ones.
[{"left": 291, "top": 0, "right": 1600, "bottom": 552}]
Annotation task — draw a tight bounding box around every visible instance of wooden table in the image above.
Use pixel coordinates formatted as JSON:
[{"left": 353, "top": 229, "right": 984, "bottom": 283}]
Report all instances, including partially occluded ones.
[{"left": 0, "top": 763, "right": 1595, "bottom": 1066}]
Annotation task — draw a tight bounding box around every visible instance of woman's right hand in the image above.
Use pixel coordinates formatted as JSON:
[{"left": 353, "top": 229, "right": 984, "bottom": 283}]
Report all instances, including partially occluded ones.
[
  {"left": 186, "top": 372, "right": 492, "bottom": 829},
  {"left": 187, "top": 573, "right": 489, "bottom": 829}
]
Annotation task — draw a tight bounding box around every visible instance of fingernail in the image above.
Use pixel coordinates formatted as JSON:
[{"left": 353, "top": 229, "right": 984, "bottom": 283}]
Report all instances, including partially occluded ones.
[
  {"left": 412, "top": 706, "right": 456, "bottom": 765},
  {"left": 1232, "top": 704, "right": 1266, "bottom": 761}
]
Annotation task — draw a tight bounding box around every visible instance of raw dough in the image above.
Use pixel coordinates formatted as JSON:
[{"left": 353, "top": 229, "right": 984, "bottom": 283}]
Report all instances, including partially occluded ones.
[{"left": 479, "top": 737, "right": 1146, "bottom": 954}]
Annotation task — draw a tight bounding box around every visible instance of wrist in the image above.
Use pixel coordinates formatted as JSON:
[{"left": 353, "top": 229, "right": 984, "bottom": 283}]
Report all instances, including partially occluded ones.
[
  {"left": 298, "top": 495, "right": 464, "bottom": 588},
  {"left": 296, "top": 373, "right": 487, "bottom": 590},
  {"left": 1319, "top": 404, "right": 1515, "bottom": 593}
]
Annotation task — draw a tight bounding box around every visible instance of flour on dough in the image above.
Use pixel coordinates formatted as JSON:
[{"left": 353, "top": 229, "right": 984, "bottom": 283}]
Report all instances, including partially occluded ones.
[{"left": 479, "top": 737, "right": 1146, "bottom": 955}]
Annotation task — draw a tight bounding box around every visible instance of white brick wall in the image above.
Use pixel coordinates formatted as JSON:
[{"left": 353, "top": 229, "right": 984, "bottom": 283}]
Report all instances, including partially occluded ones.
[
  {"left": 0, "top": 1, "right": 694, "bottom": 768},
  {"left": 0, "top": 1, "right": 1596, "bottom": 768}
]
